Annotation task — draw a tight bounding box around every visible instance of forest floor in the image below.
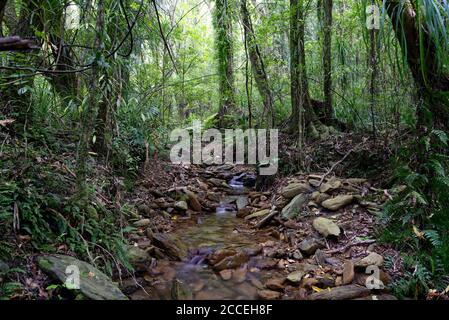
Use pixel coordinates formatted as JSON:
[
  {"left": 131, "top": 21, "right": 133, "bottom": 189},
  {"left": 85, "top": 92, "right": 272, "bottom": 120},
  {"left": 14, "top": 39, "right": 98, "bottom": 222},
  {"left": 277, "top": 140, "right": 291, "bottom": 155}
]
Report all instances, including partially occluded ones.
[
  {"left": 1, "top": 131, "right": 411, "bottom": 300},
  {"left": 113, "top": 132, "right": 405, "bottom": 300}
]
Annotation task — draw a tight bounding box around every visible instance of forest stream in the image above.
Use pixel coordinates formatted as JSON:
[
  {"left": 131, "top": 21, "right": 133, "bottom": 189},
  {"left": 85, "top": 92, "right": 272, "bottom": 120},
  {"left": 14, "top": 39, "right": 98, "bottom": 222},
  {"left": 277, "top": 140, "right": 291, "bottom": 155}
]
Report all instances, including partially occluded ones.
[{"left": 144, "top": 171, "right": 284, "bottom": 300}]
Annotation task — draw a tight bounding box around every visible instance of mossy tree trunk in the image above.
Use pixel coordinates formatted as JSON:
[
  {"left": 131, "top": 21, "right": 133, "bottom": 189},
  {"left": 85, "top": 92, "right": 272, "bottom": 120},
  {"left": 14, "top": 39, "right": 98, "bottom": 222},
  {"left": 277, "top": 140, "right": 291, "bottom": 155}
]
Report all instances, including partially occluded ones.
[
  {"left": 240, "top": 0, "right": 274, "bottom": 128},
  {"left": 214, "top": 0, "right": 236, "bottom": 128}
]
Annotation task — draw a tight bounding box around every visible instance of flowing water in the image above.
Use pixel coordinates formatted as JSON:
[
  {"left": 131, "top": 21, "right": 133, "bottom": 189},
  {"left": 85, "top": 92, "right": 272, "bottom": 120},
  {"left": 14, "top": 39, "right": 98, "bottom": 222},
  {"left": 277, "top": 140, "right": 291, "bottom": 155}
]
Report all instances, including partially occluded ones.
[{"left": 150, "top": 174, "right": 281, "bottom": 300}]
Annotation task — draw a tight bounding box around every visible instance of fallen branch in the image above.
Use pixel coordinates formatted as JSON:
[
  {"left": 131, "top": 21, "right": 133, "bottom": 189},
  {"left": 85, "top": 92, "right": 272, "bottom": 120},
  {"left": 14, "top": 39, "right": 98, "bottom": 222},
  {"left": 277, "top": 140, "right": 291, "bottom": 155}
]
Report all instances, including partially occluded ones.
[
  {"left": 0, "top": 36, "right": 39, "bottom": 51},
  {"left": 325, "top": 239, "right": 376, "bottom": 254},
  {"left": 318, "top": 139, "right": 367, "bottom": 187}
]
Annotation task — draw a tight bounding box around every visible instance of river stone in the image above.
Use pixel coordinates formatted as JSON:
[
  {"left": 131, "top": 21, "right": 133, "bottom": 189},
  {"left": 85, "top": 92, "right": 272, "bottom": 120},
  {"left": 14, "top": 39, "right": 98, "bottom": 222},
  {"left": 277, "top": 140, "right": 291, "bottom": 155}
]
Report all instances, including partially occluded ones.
[
  {"left": 133, "top": 219, "right": 151, "bottom": 228},
  {"left": 281, "top": 193, "right": 310, "bottom": 219},
  {"left": 236, "top": 196, "right": 249, "bottom": 210},
  {"left": 258, "top": 289, "right": 281, "bottom": 300},
  {"left": 212, "top": 252, "right": 249, "bottom": 271},
  {"left": 321, "top": 195, "right": 354, "bottom": 211},
  {"left": 354, "top": 252, "right": 384, "bottom": 268},
  {"left": 312, "top": 217, "right": 341, "bottom": 237},
  {"left": 298, "top": 238, "right": 325, "bottom": 255},
  {"left": 342, "top": 260, "right": 355, "bottom": 285},
  {"left": 37, "top": 254, "right": 127, "bottom": 300},
  {"left": 265, "top": 278, "right": 285, "bottom": 291},
  {"left": 281, "top": 183, "right": 312, "bottom": 198},
  {"left": 244, "top": 209, "right": 270, "bottom": 220},
  {"left": 174, "top": 201, "right": 188, "bottom": 211},
  {"left": 151, "top": 233, "right": 187, "bottom": 261}
]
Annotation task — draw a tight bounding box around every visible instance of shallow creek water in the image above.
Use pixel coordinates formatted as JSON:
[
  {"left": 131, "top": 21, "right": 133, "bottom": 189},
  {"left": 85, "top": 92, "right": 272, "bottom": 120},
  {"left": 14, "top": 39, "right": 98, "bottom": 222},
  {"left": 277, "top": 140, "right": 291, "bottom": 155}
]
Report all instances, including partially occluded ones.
[{"left": 152, "top": 175, "right": 281, "bottom": 300}]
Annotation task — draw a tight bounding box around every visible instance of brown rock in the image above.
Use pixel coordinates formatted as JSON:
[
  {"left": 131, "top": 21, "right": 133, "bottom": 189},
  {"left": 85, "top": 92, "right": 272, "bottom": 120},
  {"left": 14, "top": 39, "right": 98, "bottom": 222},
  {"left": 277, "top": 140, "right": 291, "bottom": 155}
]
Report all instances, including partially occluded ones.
[
  {"left": 265, "top": 278, "right": 285, "bottom": 291},
  {"left": 209, "top": 249, "right": 236, "bottom": 265},
  {"left": 184, "top": 189, "right": 202, "bottom": 211},
  {"left": 321, "top": 195, "right": 354, "bottom": 211},
  {"left": 258, "top": 289, "right": 281, "bottom": 300},
  {"left": 219, "top": 269, "right": 232, "bottom": 281},
  {"left": 213, "top": 252, "right": 249, "bottom": 271}
]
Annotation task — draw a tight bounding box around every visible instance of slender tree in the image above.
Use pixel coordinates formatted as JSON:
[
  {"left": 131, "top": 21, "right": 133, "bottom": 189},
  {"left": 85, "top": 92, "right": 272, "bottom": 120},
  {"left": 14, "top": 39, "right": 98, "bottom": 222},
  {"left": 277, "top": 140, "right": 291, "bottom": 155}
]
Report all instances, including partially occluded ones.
[
  {"left": 214, "top": 0, "right": 236, "bottom": 127},
  {"left": 322, "top": 0, "right": 333, "bottom": 122},
  {"left": 240, "top": 0, "right": 274, "bottom": 127}
]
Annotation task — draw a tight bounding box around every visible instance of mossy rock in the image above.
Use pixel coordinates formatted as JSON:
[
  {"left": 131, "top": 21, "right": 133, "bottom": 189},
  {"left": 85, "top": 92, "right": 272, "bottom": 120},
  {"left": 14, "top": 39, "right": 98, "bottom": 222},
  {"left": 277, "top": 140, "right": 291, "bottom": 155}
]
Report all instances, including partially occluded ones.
[{"left": 37, "top": 254, "right": 128, "bottom": 300}]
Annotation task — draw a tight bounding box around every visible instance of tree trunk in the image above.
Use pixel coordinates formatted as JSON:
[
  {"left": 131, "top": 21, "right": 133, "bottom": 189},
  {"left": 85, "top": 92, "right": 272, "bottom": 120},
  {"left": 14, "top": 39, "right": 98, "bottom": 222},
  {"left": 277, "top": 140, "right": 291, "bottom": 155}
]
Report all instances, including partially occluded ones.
[
  {"left": 240, "top": 0, "right": 274, "bottom": 127},
  {"left": 76, "top": 0, "right": 105, "bottom": 201},
  {"left": 289, "top": 0, "right": 319, "bottom": 141},
  {"left": 214, "top": 0, "right": 236, "bottom": 128},
  {"left": 322, "top": 0, "right": 333, "bottom": 122}
]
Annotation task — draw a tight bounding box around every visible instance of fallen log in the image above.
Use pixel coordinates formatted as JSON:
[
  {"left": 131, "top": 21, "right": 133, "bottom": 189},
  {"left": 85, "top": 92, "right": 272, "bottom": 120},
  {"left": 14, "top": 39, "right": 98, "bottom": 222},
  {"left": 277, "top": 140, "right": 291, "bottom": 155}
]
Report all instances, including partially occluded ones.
[{"left": 0, "top": 36, "right": 39, "bottom": 51}]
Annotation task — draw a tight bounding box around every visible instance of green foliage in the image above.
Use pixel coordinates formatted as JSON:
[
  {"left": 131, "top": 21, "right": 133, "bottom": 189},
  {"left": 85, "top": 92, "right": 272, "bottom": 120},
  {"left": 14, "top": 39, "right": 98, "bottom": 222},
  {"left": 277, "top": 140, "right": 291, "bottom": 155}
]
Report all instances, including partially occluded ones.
[{"left": 381, "top": 125, "right": 449, "bottom": 298}]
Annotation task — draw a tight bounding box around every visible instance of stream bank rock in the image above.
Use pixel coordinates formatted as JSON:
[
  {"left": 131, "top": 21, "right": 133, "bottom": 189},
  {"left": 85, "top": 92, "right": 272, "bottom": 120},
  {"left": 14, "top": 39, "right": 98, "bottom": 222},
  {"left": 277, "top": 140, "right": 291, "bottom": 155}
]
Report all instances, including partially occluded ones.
[
  {"left": 281, "top": 183, "right": 312, "bottom": 198},
  {"left": 354, "top": 252, "right": 384, "bottom": 268},
  {"left": 312, "top": 217, "right": 341, "bottom": 237},
  {"left": 37, "top": 254, "right": 127, "bottom": 300},
  {"left": 321, "top": 195, "right": 354, "bottom": 211},
  {"left": 151, "top": 233, "right": 187, "bottom": 261},
  {"left": 281, "top": 193, "right": 310, "bottom": 219}
]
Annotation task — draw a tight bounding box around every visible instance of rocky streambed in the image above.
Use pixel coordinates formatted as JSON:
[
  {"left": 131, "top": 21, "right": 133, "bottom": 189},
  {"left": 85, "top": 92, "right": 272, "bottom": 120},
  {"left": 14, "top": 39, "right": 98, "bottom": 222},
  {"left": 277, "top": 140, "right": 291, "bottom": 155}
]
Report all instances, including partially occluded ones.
[{"left": 37, "top": 164, "right": 401, "bottom": 300}]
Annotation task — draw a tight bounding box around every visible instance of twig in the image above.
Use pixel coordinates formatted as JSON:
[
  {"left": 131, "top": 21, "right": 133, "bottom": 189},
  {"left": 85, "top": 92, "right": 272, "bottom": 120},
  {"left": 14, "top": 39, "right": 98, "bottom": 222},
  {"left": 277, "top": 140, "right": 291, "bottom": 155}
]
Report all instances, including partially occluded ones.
[
  {"left": 318, "top": 140, "right": 367, "bottom": 187},
  {"left": 325, "top": 239, "right": 376, "bottom": 254}
]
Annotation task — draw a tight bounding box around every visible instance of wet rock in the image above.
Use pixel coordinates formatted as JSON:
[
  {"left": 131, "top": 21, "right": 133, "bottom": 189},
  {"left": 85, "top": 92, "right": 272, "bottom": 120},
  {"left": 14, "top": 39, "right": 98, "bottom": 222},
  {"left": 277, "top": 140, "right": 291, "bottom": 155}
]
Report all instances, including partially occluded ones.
[
  {"left": 252, "top": 257, "right": 278, "bottom": 270},
  {"left": 219, "top": 269, "right": 232, "bottom": 281},
  {"left": 281, "top": 182, "right": 312, "bottom": 198},
  {"left": 258, "top": 289, "right": 281, "bottom": 300},
  {"left": 209, "top": 178, "right": 225, "bottom": 187},
  {"left": 312, "top": 217, "right": 341, "bottom": 237},
  {"left": 316, "top": 275, "right": 336, "bottom": 288},
  {"left": 175, "top": 201, "right": 188, "bottom": 211},
  {"left": 298, "top": 238, "right": 325, "bottom": 255},
  {"left": 342, "top": 261, "right": 355, "bottom": 285},
  {"left": 213, "top": 252, "right": 249, "bottom": 271},
  {"left": 37, "top": 254, "right": 128, "bottom": 300},
  {"left": 321, "top": 195, "right": 354, "bottom": 211},
  {"left": 171, "top": 279, "right": 193, "bottom": 300},
  {"left": 281, "top": 193, "right": 310, "bottom": 219},
  {"left": 126, "top": 246, "right": 150, "bottom": 268},
  {"left": 354, "top": 252, "right": 384, "bottom": 268},
  {"left": 242, "top": 244, "right": 263, "bottom": 257},
  {"left": 235, "top": 282, "right": 257, "bottom": 298},
  {"left": 245, "top": 209, "right": 270, "bottom": 220},
  {"left": 265, "top": 278, "right": 285, "bottom": 291},
  {"left": 232, "top": 266, "right": 247, "bottom": 283},
  {"left": 151, "top": 233, "right": 187, "bottom": 261},
  {"left": 236, "top": 197, "right": 249, "bottom": 210},
  {"left": 236, "top": 207, "right": 252, "bottom": 218},
  {"left": 133, "top": 219, "right": 151, "bottom": 228},
  {"left": 209, "top": 249, "right": 236, "bottom": 265},
  {"left": 308, "top": 284, "right": 370, "bottom": 300}
]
